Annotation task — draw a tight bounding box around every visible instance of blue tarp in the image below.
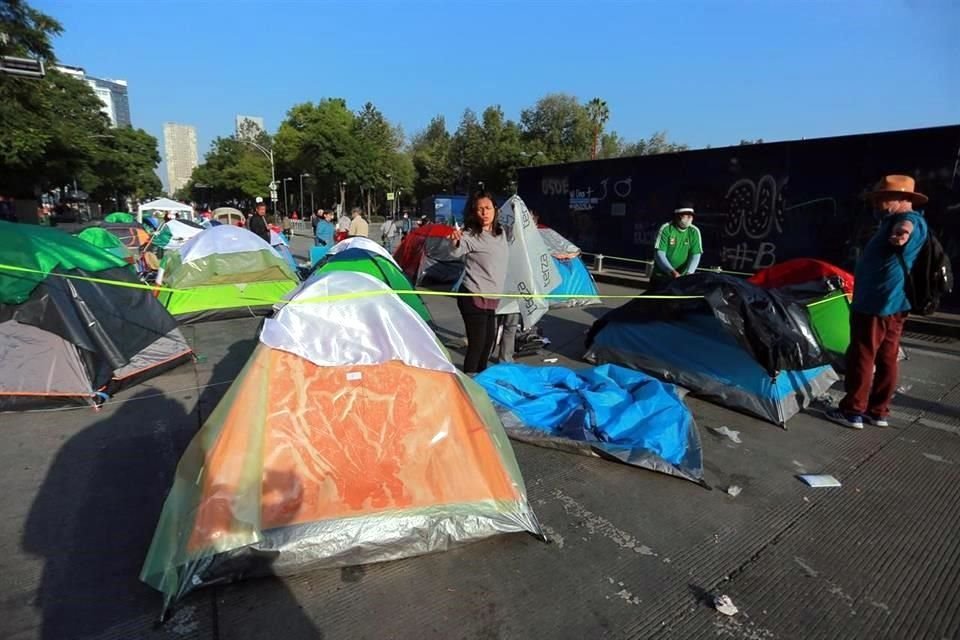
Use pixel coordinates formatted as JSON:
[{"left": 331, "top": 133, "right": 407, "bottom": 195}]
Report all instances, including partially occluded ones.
[
  {"left": 475, "top": 363, "right": 704, "bottom": 483},
  {"left": 550, "top": 257, "right": 601, "bottom": 307}
]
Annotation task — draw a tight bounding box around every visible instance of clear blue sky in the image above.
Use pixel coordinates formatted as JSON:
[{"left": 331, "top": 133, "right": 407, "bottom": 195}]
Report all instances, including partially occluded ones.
[{"left": 39, "top": 0, "right": 959, "bottom": 190}]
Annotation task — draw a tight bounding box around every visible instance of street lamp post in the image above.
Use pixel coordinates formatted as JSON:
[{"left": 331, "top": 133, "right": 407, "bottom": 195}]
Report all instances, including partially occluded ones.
[
  {"left": 282, "top": 177, "right": 293, "bottom": 217},
  {"left": 385, "top": 173, "right": 393, "bottom": 219},
  {"left": 299, "top": 173, "right": 310, "bottom": 217},
  {"left": 237, "top": 138, "right": 277, "bottom": 216}
]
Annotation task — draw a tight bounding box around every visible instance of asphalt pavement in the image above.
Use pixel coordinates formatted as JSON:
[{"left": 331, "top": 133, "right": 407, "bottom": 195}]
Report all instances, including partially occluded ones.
[{"left": 1, "top": 233, "right": 959, "bottom": 640}]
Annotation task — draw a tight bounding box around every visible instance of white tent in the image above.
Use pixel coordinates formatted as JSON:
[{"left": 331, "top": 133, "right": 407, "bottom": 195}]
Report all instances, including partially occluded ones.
[{"left": 138, "top": 198, "right": 194, "bottom": 223}]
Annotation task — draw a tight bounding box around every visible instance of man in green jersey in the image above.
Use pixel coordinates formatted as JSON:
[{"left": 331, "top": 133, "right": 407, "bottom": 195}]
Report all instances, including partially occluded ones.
[{"left": 651, "top": 201, "right": 703, "bottom": 290}]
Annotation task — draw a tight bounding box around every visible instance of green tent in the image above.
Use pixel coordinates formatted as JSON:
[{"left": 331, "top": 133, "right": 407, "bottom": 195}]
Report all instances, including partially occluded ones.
[
  {"left": 311, "top": 246, "right": 431, "bottom": 323},
  {"left": 104, "top": 212, "right": 137, "bottom": 223},
  {"left": 157, "top": 225, "right": 299, "bottom": 323},
  {"left": 807, "top": 290, "right": 851, "bottom": 359},
  {"left": 0, "top": 221, "right": 129, "bottom": 305},
  {"left": 75, "top": 227, "right": 134, "bottom": 263}
]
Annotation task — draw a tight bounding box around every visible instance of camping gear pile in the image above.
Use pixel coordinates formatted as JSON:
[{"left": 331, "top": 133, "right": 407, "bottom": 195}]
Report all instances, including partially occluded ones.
[{"left": 0, "top": 221, "right": 192, "bottom": 409}]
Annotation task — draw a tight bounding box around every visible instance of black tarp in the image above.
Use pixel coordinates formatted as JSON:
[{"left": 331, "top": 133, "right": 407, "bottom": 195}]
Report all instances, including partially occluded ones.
[{"left": 587, "top": 273, "right": 829, "bottom": 377}]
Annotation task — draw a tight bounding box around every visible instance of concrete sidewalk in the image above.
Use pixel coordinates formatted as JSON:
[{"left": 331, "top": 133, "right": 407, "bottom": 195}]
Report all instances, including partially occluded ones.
[{"left": 2, "top": 283, "right": 960, "bottom": 639}]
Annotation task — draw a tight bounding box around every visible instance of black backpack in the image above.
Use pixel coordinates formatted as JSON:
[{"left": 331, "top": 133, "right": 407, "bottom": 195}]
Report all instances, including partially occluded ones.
[{"left": 896, "top": 231, "right": 954, "bottom": 315}]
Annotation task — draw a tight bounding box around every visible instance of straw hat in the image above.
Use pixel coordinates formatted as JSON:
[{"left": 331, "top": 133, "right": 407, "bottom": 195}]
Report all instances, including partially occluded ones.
[{"left": 867, "top": 175, "right": 928, "bottom": 205}]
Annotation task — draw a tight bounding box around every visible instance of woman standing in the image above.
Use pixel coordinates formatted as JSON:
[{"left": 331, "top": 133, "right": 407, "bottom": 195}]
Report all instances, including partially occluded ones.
[{"left": 449, "top": 190, "right": 509, "bottom": 374}]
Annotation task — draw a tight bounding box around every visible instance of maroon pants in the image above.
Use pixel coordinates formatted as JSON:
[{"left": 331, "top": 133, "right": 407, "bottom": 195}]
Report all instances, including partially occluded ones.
[{"left": 839, "top": 311, "right": 906, "bottom": 417}]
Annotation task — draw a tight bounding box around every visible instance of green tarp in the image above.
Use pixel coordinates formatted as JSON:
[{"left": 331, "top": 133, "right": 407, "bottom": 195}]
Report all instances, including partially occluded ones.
[
  {"left": 315, "top": 250, "right": 431, "bottom": 323},
  {"left": 0, "top": 221, "right": 128, "bottom": 304}
]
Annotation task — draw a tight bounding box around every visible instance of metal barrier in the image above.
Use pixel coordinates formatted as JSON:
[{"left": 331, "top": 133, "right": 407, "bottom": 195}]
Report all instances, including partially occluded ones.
[
  {"left": 290, "top": 219, "right": 312, "bottom": 236},
  {"left": 580, "top": 251, "right": 748, "bottom": 277}
]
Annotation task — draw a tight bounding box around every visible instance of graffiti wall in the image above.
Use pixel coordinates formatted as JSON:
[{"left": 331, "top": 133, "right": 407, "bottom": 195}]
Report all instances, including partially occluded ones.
[{"left": 517, "top": 125, "right": 960, "bottom": 309}]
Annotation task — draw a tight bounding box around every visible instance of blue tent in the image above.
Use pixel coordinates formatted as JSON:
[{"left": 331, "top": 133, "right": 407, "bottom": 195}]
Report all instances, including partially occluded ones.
[
  {"left": 586, "top": 274, "right": 838, "bottom": 426},
  {"left": 475, "top": 363, "right": 704, "bottom": 483},
  {"left": 549, "top": 257, "right": 601, "bottom": 308}
]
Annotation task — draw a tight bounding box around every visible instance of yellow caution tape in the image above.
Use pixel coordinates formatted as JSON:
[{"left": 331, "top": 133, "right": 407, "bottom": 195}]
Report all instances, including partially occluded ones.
[{"left": 0, "top": 262, "right": 839, "bottom": 308}]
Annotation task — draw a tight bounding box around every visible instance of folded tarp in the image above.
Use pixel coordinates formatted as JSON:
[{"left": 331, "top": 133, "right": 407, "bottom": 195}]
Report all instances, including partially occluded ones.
[{"left": 475, "top": 363, "right": 704, "bottom": 484}]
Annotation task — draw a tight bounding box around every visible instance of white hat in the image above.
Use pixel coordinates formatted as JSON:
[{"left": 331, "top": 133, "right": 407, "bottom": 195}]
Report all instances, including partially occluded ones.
[{"left": 255, "top": 196, "right": 264, "bottom": 204}]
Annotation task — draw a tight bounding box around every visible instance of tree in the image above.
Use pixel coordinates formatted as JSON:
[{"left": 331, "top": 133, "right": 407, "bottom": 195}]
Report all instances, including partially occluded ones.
[
  {"left": 0, "top": 67, "right": 113, "bottom": 195},
  {"left": 450, "top": 109, "right": 485, "bottom": 192},
  {"left": 274, "top": 98, "right": 360, "bottom": 208},
  {"left": 0, "top": 0, "right": 62, "bottom": 61},
  {"left": 520, "top": 93, "right": 593, "bottom": 163},
  {"left": 621, "top": 131, "right": 689, "bottom": 156},
  {"left": 474, "top": 105, "right": 524, "bottom": 194},
  {"left": 353, "top": 101, "right": 407, "bottom": 215},
  {"left": 82, "top": 126, "right": 162, "bottom": 206},
  {"left": 410, "top": 115, "right": 455, "bottom": 201},
  {"left": 180, "top": 135, "right": 271, "bottom": 207},
  {"left": 586, "top": 98, "right": 610, "bottom": 160},
  {"left": 598, "top": 131, "right": 625, "bottom": 159}
]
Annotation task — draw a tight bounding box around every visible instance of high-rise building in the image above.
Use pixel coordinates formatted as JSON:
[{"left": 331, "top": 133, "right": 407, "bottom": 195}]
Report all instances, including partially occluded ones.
[
  {"left": 163, "top": 123, "right": 198, "bottom": 195},
  {"left": 55, "top": 64, "right": 131, "bottom": 127},
  {"left": 235, "top": 115, "right": 265, "bottom": 140}
]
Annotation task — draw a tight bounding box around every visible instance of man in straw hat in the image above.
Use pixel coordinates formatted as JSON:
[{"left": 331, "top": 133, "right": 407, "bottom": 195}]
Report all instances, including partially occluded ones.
[{"left": 826, "top": 175, "right": 928, "bottom": 430}]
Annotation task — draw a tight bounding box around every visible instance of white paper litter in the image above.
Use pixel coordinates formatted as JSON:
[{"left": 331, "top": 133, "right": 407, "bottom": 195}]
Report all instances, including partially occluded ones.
[
  {"left": 726, "top": 485, "right": 742, "bottom": 498},
  {"left": 798, "top": 474, "right": 842, "bottom": 488},
  {"left": 714, "top": 594, "right": 738, "bottom": 616},
  {"left": 709, "top": 426, "right": 742, "bottom": 444}
]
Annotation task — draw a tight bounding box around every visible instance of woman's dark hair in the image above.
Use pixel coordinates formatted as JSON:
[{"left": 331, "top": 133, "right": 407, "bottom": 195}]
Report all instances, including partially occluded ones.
[{"left": 462, "top": 190, "right": 501, "bottom": 236}]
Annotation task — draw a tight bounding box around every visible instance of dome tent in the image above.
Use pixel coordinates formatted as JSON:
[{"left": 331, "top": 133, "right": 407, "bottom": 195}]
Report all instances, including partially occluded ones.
[
  {"left": 297, "top": 237, "right": 431, "bottom": 322},
  {"left": 586, "top": 273, "right": 838, "bottom": 426},
  {"left": 142, "top": 270, "right": 542, "bottom": 612},
  {"left": 157, "top": 225, "right": 299, "bottom": 323},
  {"left": 0, "top": 221, "right": 192, "bottom": 409},
  {"left": 75, "top": 227, "right": 135, "bottom": 263}
]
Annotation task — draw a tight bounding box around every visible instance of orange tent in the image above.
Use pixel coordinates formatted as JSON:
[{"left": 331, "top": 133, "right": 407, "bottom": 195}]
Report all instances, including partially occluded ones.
[{"left": 142, "top": 270, "right": 542, "bottom": 611}]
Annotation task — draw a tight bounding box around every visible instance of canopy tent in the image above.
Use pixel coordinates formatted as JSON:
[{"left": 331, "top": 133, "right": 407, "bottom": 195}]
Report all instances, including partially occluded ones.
[
  {"left": 0, "top": 221, "right": 192, "bottom": 410},
  {"left": 297, "top": 241, "right": 431, "bottom": 323},
  {"left": 142, "top": 271, "right": 542, "bottom": 612},
  {"left": 476, "top": 364, "right": 704, "bottom": 483},
  {"left": 156, "top": 225, "right": 299, "bottom": 323},
  {"left": 74, "top": 227, "right": 135, "bottom": 264},
  {"left": 586, "top": 273, "right": 838, "bottom": 426},
  {"left": 104, "top": 211, "right": 136, "bottom": 224},
  {"left": 137, "top": 198, "right": 193, "bottom": 223}
]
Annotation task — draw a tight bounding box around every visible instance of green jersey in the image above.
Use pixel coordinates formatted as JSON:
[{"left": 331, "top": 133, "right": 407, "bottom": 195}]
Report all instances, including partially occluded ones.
[{"left": 654, "top": 222, "right": 703, "bottom": 274}]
